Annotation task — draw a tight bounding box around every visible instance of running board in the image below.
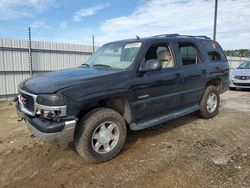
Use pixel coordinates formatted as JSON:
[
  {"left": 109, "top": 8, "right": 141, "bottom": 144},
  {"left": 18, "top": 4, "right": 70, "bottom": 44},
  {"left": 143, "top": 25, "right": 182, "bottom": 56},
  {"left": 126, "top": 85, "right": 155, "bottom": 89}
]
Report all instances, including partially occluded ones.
[{"left": 129, "top": 105, "right": 199, "bottom": 131}]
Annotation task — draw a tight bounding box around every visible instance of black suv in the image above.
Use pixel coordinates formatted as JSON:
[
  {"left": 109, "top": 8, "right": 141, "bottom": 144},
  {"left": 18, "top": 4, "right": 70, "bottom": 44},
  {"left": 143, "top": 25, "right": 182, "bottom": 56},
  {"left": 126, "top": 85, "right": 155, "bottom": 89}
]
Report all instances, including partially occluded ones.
[{"left": 16, "top": 34, "right": 229, "bottom": 163}]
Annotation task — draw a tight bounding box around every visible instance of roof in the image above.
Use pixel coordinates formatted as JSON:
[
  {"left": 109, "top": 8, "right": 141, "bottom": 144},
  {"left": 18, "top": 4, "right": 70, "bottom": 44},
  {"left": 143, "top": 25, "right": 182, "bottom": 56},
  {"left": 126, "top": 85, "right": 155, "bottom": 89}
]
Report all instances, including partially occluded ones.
[
  {"left": 152, "top": 34, "right": 211, "bottom": 40},
  {"left": 106, "top": 34, "right": 212, "bottom": 45}
]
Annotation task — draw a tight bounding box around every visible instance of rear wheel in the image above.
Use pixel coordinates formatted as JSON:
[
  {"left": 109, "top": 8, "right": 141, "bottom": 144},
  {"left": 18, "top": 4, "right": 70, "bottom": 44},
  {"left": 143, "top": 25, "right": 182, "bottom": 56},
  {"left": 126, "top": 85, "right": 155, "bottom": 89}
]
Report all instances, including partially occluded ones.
[
  {"left": 199, "top": 86, "right": 220, "bottom": 119},
  {"left": 74, "top": 108, "right": 127, "bottom": 163}
]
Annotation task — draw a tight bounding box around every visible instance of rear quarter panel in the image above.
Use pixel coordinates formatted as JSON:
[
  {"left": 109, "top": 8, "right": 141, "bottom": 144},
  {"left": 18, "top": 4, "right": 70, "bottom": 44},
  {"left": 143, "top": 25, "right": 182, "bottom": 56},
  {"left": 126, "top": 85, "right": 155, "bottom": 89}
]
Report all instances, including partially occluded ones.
[{"left": 197, "top": 39, "right": 230, "bottom": 93}]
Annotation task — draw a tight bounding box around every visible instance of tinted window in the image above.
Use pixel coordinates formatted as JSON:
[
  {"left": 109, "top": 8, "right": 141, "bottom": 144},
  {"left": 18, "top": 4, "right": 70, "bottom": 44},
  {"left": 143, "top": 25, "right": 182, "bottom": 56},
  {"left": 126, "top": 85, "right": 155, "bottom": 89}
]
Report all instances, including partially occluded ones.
[
  {"left": 208, "top": 51, "right": 222, "bottom": 61},
  {"left": 179, "top": 43, "right": 200, "bottom": 65},
  {"left": 199, "top": 40, "right": 226, "bottom": 61}
]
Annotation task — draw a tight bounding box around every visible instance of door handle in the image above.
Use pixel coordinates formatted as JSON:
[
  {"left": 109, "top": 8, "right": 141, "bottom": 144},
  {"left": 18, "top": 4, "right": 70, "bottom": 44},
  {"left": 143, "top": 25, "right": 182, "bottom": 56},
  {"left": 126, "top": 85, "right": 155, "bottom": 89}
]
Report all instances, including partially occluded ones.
[
  {"left": 202, "top": 69, "right": 207, "bottom": 74},
  {"left": 216, "top": 67, "right": 222, "bottom": 73},
  {"left": 175, "top": 73, "right": 183, "bottom": 82},
  {"left": 175, "top": 73, "right": 181, "bottom": 77}
]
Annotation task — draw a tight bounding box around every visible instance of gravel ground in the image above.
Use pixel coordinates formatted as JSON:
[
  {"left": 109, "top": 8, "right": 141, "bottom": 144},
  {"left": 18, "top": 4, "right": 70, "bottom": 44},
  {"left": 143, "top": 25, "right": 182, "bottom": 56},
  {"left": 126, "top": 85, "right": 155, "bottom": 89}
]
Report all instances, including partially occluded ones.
[{"left": 0, "top": 90, "right": 250, "bottom": 188}]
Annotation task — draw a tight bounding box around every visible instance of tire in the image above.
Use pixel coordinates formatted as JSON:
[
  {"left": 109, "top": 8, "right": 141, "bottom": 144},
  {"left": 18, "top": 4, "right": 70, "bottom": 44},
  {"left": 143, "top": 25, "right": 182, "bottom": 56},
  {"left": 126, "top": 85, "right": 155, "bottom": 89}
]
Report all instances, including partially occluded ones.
[
  {"left": 229, "top": 87, "right": 236, "bottom": 90},
  {"left": 199, "top": 85, "right": 220, "bottom": 119},
  {"left": 74, "top": 108, "right": 127, "bottom": 163}
]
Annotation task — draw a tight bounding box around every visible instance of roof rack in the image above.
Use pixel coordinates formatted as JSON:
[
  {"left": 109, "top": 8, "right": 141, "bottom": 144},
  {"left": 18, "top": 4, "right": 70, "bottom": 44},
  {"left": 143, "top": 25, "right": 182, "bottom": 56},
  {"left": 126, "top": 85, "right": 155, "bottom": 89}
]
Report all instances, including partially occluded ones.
[
  {"left": 152, "top": 34, "right": 211, "bottom": 40},
  {"left": 185, "top": 35, "right": 211, "bottom": 40},
  {"left": 153, "top": 34, "right": 180, "bottom": 38}
]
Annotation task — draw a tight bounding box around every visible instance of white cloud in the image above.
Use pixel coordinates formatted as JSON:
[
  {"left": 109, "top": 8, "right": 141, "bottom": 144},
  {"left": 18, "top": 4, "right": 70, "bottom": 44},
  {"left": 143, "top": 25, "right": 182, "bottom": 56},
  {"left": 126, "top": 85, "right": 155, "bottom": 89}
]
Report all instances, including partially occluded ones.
[
  {"left": 32, "top": 28, "right": 95, "bottom": 45},
  {"left": 73, "top": 3, "right": 109, "bottom": 22},
  {"left": 31, "top": 21, "right": 49, "bottom": 29},
  {"left": 98, "top": 0, "right": 250, "bottom": 49},
  {"left": 0, "top": 0, "right": 55, "bottom": 20},
  {"left": 60, "top": 21, "right": 67, "bottom": 29},
  {"left": 3, "top": 0, "right": 248, "bottom": 50}
]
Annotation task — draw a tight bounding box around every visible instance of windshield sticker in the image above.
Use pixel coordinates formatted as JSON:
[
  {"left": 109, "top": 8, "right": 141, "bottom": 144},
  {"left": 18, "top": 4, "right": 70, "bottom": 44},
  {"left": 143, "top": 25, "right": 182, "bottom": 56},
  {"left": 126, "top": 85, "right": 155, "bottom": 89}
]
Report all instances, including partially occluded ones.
[{"left": 125, "top": 42, "right": 142, "bottom": 49}]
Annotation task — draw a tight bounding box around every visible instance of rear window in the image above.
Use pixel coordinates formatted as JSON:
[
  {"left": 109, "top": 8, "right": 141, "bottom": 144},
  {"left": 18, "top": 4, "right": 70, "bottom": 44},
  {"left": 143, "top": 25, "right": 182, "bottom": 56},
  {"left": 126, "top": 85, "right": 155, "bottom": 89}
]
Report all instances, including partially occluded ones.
[
  {"left": 208, "top": 51, "right": 222, "bottom": 61},
  {"left": 199, "top": 40, "right": 226, "bottom": 62}
]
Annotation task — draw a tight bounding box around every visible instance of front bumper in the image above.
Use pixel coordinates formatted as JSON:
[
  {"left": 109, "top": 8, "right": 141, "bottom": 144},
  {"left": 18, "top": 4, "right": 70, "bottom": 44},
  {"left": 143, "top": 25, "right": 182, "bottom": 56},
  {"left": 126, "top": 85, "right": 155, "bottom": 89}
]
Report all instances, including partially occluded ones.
[
  {"left": 230, "top": 79, "right": 250, "bottom": 88},
  {"left": 16, "top": 104, "right": 76, "bottom": 144}
]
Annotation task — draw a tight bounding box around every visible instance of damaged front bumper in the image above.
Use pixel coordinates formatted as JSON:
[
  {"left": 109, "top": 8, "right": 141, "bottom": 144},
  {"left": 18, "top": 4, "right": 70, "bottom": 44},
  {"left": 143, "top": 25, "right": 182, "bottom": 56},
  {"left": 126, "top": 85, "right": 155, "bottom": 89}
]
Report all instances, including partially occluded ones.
[{"left": 16, "top": 103, "right": 76, "bottom": 144}]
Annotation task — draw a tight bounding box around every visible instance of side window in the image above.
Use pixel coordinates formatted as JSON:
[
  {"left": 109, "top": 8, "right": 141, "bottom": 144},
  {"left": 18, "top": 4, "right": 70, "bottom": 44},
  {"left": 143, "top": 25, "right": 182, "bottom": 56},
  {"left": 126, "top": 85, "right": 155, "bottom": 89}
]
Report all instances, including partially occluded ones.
[
  {"left": 199, "top": 40, "right": 226, "bottom": 62},
  {"left": 179, "top": 43, "right": 200, "bottom": 65},
  {"left": 208, "top": 51, "right": 221, "bottom": 61},
  {"left": 145, "top": 43, "right": 175, "bottom": 68}
]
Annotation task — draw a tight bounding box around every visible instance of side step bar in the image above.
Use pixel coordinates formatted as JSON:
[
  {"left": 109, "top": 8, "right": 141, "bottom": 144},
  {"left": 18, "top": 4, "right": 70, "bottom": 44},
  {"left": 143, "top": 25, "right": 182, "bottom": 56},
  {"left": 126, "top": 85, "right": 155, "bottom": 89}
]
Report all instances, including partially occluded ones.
[{"left": 129, "top": 105, "right": 199, "bottom": 131}]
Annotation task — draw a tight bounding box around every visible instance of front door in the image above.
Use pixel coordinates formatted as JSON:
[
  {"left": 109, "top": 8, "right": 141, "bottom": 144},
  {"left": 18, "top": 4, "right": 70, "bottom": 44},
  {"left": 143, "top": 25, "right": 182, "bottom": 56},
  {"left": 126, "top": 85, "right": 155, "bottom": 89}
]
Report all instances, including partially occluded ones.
[{"left": 131, "top": 41, "right": 184, "bottom": 122}]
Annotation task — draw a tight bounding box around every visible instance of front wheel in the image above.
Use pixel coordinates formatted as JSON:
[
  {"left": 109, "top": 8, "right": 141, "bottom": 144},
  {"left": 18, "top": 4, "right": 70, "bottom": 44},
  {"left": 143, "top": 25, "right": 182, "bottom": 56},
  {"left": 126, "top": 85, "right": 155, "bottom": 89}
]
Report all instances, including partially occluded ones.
[
  {"left": 199, "top": 86, "right": 220, "bottom": 119},
  {"left": 229, "top": 87, "right": 236, "bottom": 90},
  {"left": 74, "top": 108, "right": 127, "bottom": 163}
]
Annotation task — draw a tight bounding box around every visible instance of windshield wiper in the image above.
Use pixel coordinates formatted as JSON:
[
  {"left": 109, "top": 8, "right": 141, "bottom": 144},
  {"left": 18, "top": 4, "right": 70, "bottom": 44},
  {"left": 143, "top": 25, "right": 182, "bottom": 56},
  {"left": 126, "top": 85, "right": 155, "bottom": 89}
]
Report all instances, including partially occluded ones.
[
  {"left": 92, "top": 64, "right": 112, "bottom": 70},
  {"left": 81, "top": 63, "right": 91, "bottom": 68}
]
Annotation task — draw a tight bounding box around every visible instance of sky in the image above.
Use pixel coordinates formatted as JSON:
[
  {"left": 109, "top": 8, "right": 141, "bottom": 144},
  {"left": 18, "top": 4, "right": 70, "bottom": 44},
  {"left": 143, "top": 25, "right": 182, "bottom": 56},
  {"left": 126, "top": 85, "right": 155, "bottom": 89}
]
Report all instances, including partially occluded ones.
[{"left": 0, "top": 0, "right": 249, "bottom": 50}]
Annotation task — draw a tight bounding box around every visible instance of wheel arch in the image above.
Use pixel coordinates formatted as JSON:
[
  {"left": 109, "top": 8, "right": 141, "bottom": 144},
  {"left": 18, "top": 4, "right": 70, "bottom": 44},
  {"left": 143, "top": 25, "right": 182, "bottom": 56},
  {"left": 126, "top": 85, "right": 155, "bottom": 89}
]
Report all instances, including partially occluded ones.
[
  {"left": 76, "top": 97, "right": 133, "bottom": 125},
  {"left": 206, "top": 77, "right": 222, "bottom": 93}
]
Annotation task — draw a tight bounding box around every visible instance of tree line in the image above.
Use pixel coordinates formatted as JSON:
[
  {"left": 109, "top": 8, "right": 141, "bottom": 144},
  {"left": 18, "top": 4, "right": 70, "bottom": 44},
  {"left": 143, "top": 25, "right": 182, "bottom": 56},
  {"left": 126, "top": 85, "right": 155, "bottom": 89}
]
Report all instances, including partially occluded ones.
[{"left": 224, "top": 49, "right": 250, "bottom": 57}]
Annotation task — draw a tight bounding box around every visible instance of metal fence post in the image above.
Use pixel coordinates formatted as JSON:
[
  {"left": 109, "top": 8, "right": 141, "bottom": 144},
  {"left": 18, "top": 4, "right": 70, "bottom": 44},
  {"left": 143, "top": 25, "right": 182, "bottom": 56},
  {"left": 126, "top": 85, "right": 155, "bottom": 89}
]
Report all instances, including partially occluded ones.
[
  {"left": 92, "top": 35, "right": 95, "bottom": 54},
  {"left": 28, "top": 27, "right": 33, "bottom": 76},
  {"left": 213, "top": 0, "right": 218, "bottom": 41}
]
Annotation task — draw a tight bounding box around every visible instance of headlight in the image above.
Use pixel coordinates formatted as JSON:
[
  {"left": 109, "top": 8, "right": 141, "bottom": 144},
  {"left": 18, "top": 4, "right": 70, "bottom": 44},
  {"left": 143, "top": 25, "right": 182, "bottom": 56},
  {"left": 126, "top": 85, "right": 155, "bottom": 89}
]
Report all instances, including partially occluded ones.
[
  {"left": 36, "top": 94, "right": 67, "bottom": 119},
  {"left": 230, "top": 70, "right": 235, "bottom": 78},
  {"left": 37, "top": 94, "right": 66, "bottom": 106}
]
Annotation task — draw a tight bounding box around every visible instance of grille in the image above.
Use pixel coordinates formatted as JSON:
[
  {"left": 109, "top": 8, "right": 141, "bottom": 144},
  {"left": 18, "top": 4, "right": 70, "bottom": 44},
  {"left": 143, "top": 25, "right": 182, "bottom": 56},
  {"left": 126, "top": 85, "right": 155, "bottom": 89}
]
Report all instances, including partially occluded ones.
[
  {"left": 20, "top": 93, "right": 35, "bottom": 112},
  {"left": 234, "top": 83, "right": 250, "bottom": 87},
  {"left": 234, "top": 76, "right": 250, "bottom": 80}
]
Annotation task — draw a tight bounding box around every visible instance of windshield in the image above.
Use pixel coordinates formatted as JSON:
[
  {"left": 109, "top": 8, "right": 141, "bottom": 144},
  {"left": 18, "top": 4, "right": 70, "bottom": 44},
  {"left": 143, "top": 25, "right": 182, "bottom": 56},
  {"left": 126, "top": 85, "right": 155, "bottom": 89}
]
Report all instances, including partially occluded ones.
[
  {"left": 85, "top": 42, "right": 141, "bottom": 70},
  {"left": 238, "top": 61, "right": 250, "bottom": 69}
]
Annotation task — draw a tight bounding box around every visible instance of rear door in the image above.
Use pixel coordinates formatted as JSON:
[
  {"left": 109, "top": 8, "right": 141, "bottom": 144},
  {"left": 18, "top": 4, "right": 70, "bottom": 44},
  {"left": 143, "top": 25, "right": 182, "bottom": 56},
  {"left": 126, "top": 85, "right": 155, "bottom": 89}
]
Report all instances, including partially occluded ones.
[{"left": 174, "top": 40, "right": 207, "bottom": 107}]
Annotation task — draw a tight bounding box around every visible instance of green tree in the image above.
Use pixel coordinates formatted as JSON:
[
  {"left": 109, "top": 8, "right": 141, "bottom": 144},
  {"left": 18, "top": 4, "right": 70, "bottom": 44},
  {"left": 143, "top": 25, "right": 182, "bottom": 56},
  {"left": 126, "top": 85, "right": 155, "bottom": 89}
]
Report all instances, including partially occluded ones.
[{"left": 224, "top": 49, "right": 250, "bottom": 57}]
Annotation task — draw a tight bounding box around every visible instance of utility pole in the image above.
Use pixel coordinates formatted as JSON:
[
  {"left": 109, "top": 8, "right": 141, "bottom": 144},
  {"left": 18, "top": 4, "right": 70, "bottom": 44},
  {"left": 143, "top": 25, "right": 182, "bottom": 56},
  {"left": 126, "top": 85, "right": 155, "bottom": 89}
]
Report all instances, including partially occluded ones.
[
  {"left": 213, "top": 0, "right": 218, "bottom": 41},
  {"left": 92, "top": 35, "right": 95, "bottom": 54},
  {"left": 28, "top": 27, "right": 33, "bottom": 76}
]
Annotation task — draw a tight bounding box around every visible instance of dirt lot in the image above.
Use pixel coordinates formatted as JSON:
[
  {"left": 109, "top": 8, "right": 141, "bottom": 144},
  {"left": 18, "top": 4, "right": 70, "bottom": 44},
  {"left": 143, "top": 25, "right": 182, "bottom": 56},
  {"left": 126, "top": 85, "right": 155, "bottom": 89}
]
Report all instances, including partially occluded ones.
[{"left": 0, "top": 90, "right": 250, "bottom": 188}]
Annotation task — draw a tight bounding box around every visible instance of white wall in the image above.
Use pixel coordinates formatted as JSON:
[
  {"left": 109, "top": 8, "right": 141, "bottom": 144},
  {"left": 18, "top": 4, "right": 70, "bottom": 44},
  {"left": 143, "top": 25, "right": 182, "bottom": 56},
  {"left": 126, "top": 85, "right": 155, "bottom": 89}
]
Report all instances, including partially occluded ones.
[{"left": 0, "top": 38, "right": 94, "bottom": 100}]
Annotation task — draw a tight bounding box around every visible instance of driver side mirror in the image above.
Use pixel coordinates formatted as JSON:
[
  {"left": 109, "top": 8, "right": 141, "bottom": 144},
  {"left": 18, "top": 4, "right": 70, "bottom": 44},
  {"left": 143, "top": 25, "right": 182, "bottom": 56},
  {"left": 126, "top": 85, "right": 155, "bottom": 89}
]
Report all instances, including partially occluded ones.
[{"left": 139, "top": 59, "right": 162, "bottom": 72}]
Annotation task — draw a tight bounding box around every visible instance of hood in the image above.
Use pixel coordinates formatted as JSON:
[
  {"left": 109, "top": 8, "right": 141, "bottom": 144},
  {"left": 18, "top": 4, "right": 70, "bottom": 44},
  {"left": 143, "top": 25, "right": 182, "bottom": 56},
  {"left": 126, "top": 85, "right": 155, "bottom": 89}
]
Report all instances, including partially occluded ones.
[
  {"left": 20, "top": 67, "right": 114, "bottom": 94},
  {"left": 232, "top": 68, "right": 250, "bottom": 76}
]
